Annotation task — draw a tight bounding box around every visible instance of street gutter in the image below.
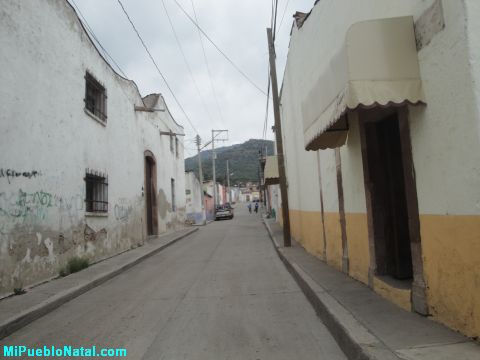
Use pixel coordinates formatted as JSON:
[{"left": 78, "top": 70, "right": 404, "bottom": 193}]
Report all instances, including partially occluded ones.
[
  {"left": 262, "top": 218, "right": 400, "bottom": 360},
  {"left": 0, "top": 227, "right": 198, "bottom": 340}
]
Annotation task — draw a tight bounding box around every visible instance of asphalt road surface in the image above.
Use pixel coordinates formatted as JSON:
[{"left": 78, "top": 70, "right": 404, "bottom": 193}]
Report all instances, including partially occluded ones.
[{"left": 2, "top": 206, "right": 346, "bottom": 360}]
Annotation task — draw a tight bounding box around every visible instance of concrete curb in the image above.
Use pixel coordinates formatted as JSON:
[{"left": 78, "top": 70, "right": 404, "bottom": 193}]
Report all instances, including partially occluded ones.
[
  {"left": 262, "top": 219, "right": 400, "bottom": 360},
  {"left": 0, "top": 227, "right": 198, "bottom": 340}
]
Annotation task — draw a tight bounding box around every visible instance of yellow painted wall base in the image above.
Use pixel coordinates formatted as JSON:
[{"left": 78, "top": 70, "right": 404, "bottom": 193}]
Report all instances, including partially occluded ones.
[
  {"left": 373, "top": 277, "right": 412, "bottom": 312},
  {"left": 324, "top": 212, "right": 343, "bottom": 271},
  {"left": 345, "top": 213, "right": 369, "bottom": 285},
  {"left": 420, "top": 214, "right": 480, "bottom": 338},
  {"left": 289, "top": 210, "right": 325, "bottom": 259},
  {"left": 275, "top": 209, "right": 480, "bottom": 338}
]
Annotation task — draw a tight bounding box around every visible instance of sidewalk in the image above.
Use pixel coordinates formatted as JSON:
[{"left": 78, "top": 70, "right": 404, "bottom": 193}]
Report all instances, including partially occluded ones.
[
  {"left": 0, "top": 227, "right": 198, "bottom": 340},
  {"left": 263, "top": 218, "right": 480, "bottom": 360}
]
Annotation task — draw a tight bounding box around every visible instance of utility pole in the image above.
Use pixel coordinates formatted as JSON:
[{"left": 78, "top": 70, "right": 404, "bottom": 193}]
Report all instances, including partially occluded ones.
[
  {"left": 267, "top": 28, "right": 291, "bottom": 247},
  {"left": 211, "top": 129, "right": 228, "bottom": 207},
  {"left": 226, "top": 159, "right": 230, "bottom": 203},
  {"left": 195, "top": 135, "right": 206, "bottom": 225}
]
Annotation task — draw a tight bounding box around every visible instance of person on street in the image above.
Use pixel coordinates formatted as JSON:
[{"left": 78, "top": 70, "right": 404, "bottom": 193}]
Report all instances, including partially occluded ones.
[
  {"left": 247, "top": 203, "right": 252, "bottom": 213},
  {"left": 254, "top": 201, "right": 259, "bottom": 213}
]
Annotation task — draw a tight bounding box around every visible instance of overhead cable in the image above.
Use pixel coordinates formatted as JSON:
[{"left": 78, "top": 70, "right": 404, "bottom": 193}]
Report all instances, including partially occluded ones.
[
  {"left": 189, "top": 0, "right": 225, "bottom": 126},
  {"left": 116, "top": 0, "right": 199, "bottom": 135},
  {"left": 70, "top": 0, "right": 128, "bottom": 78},
  {"left": 160, "top": 0, "right": 215, "bottom": 128},
  {"left": 171, "top": 0, "right": 268, "bottom": 96},
  {"left": 276, "top": 0, "right": 291, "bottom": 37}
]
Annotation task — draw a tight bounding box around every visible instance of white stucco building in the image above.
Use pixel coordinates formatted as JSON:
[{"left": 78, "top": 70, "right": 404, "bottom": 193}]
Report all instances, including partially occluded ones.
[
  {"left": 0, "top": 0, "right": 187, "bottom": 296},
  {"left": 185, "top": 171, "right": 204, "bottom": 225},
  {"left": 278, "top": 0, "right": 480, "bottom": 338}
]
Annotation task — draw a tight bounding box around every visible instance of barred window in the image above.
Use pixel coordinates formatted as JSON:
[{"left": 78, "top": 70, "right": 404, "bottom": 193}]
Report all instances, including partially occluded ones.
[
  {"left": 84, "top": 72, "right": 107, "bottom": 123},
  {"left": 85, "top": 170, "right": 108, "bottom": 213}
]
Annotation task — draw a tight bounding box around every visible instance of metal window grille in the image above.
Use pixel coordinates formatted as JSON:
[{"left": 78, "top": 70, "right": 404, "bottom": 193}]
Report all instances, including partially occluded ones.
[
  {"left": 84, "top": 72, "right": 107, "bottom": 122},
  {"left": 85, "top": 170, "right": 108, "bottom": 213}
]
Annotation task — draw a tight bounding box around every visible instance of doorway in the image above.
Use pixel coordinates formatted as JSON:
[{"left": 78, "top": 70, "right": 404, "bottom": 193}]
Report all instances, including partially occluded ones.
[
  {"left": 362, "top": 112, "right": 413, "bottom": 280},
  {"left": 145, "top": 152, "right": 158, "bottom": 236}
]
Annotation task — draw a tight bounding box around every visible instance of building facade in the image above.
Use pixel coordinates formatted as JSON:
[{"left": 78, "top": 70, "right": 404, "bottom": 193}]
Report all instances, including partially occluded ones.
[
  {"left": 279, "top": 0, "right": 480, "bottom": 337},
  {"left": 0, "top": 0, "right": 186, "bottom": 296},
  {"left": 185, "top": 171, "right": 204, "bottom": 225}
]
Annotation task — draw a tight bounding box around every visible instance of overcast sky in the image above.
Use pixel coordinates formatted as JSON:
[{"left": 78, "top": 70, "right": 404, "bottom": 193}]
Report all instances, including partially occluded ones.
[{"left": 68, "top": 0, "right": 314, "bottom": 157}]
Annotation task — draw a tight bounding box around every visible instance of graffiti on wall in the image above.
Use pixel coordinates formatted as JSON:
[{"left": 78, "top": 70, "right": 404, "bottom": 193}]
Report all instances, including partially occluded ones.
[
  {"left": 0, "top": 169, "right": 42, "bottom": 184},
  {"left": 0, "top": 189, "right": 84, "bottom": 226},
  {"left": 0, "top": 190, "right": 54, "bottom": 221},
  {"left": 114, "top": 199, "right": 133, "bottom": 223}
]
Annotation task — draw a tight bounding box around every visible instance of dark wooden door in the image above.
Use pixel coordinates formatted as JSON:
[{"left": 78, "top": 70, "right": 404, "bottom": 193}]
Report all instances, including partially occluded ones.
[
  {"left": 365, "top": 114, "right": 413, "bottom": 279},
  {"left": 145, "top": 157, "right": 154, "bottom": 236}
]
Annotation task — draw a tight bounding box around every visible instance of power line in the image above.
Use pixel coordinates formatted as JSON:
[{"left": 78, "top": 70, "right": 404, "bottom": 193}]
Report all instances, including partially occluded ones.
[
  {"left": 189, "top": 0, "right": 225, "bottom": 127},
  {"left": 116, "top": 0, "right": 199, "bottom": 135},
  {"left": 276, "top": 0, "right": 291, "bottom": 37},
  {"left": 262, "top": 66, "right": 271, "bottom": 140},
  {"left": 160, "top": 0, "right": 215, "bottom": 128},
  {"left": 171, "top": 0, "right": 268, "bottom": 96},
  {"left": 272, "top": 0, "right": 279, "bottom": 41},
  {"left": 70, "top": 0, "right": 127, "bottom": 78}
]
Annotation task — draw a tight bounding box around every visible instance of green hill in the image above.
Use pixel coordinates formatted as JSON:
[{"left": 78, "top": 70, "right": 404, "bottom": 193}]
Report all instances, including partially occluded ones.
[{"left": 185, "top": 139, "right": 274, "bottom": 185}]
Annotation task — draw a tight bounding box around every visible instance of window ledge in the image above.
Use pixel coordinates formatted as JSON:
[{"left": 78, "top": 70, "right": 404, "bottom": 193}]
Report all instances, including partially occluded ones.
[
  {"left": 84, "top": 108, "right": 107, "bottom": 126},
  {"left": 85, "top": 212, "right": 108, "bottom": 218}
]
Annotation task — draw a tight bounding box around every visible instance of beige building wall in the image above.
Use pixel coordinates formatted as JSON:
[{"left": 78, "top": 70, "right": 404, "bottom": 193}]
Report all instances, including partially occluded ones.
[{"left": 279, "top": 0, "right": 480, "bottom": 337}]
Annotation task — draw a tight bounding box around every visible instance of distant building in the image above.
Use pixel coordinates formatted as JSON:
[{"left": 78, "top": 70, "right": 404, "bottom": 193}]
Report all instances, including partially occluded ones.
[
  {"left": 203, "top": 180, "right": 226, "bottom": 206},
  {"left": 0, "top": 1, "right": 186, "bottom": 296},
  {"left": 278, "top": 0, "right": 480, "bottom": 338},
  {"left": 263, "top": 156, "right": 280, "bottom": 218},
  {"left": 185, "top": 172, "right": 204, "bottom": 225}
]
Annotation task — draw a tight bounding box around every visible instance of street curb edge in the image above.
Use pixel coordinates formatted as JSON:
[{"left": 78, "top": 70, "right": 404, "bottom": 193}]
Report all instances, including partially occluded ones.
[
  {"left": 0, "top": 227, "right": 199, "bottom": 340},
  {"left": 262, "top": 219, "right": 400, "bottom": 360}
]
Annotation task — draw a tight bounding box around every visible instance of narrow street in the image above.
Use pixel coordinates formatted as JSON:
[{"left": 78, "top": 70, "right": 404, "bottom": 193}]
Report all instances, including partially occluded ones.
[{"left": 1, "top": 207, "right": 346, "bottom": 360}]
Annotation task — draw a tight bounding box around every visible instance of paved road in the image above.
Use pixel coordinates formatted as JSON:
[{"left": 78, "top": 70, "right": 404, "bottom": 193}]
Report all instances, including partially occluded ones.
[{"left": 2, "top": 207, "right": 346, "bottom": 360}]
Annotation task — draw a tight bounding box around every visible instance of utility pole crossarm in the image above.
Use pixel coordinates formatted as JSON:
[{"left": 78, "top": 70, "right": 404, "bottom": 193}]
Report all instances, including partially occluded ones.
[{"left": 267, "top": 27, "right": 291, "bottom": 247}]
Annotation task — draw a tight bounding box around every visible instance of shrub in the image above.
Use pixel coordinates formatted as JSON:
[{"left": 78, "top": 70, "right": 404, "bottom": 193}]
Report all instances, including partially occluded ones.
[
  {"left": 59, "top": 257, "right": 89, "bottom": 277},
  {"left": 13, "top": 287, "right": 26, "bottom": 295}
]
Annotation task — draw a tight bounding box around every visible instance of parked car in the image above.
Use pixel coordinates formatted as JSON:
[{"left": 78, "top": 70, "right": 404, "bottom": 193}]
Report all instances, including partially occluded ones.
[{"left": 215, "top": 204, "right": 234, "bottom": 220}]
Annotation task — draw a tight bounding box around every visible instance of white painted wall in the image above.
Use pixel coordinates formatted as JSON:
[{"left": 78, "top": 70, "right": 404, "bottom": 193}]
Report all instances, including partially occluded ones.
[
  {"left": 280, "top": 0, "right": 480, "bottom": 217},
  {"left": 185, "top": 172, "right": 204, "bottom": 225},
  {"left": 0, "top": 0, "right": 186, "bottom": 295},
  {"left": 408, "top": 0, "right": 480, "bottom": 215}
]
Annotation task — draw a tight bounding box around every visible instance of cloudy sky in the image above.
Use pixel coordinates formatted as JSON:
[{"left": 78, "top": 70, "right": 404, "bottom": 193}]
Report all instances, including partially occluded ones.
[{"left": 68, "top": 0, "right": 314, "bottom": 157}]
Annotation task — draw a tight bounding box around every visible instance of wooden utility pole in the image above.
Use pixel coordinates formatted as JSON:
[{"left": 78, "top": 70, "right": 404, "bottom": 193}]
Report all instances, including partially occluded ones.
[
  {"left": 226, "top": 159, "right": 230, "bottom": 203},
  {"left": 195, "top": 134, "right": 206, "bottom": 225},
  {"left": 267, "top": 28, "right": 291, "bottom": 247}
]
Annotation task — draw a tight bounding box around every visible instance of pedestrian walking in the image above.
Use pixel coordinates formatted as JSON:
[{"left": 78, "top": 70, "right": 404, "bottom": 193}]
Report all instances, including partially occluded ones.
[
  {"left": 247, "top": 203, "right": 252, "bottom": 213},
  {"left": 254, "top": 201, "right": 259, "bottom": 213}
]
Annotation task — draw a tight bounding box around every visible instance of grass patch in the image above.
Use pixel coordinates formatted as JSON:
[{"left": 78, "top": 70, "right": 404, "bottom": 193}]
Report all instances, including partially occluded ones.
[
  {"left": 13, "top": 287, "right": 26, "bottom": 295},
  {"left": 59, "top": 256, "right": 89, "bottom": 277}
]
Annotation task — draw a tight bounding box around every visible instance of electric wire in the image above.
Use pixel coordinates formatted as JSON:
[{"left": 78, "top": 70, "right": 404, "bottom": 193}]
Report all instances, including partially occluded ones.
[
  {"left": 160, "top": 0, "right": 216, "bottom": 129},
  {"left": 189, "top": 0, "right": 225, "bottom": 127},
  {"left": 272, "top": 0, "right": 279, "bottom": 41},
  {"left": 116, "top": 0, "right": 199, "bottom": 135},
  {"left": 70, "top": 0, "right": 128, "bottom": 78},
  {"left": 171, "top": 0, "right": 268, "bottom": 96},
  {"left": 276, "top": 0, "right": 290, "bottom": 38},
  {"left": 262, "top": 67, "right": 271, "bottom": 141}
]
